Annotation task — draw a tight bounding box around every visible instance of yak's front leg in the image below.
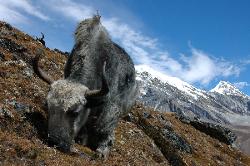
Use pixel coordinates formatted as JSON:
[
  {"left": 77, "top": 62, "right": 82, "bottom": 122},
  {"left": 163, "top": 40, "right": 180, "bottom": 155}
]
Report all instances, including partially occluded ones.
[
  {"left": 95, "top": 131, "right": 115, "bottom": 159},
  {"left": 75, "top": 126, "right": 88, "bottom": 146}
]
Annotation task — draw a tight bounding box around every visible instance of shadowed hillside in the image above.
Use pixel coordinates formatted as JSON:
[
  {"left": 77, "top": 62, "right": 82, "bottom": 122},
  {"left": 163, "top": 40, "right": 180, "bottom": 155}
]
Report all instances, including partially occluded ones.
[{"left": 0, "top": 21, "right": 250, "bottom": 166}]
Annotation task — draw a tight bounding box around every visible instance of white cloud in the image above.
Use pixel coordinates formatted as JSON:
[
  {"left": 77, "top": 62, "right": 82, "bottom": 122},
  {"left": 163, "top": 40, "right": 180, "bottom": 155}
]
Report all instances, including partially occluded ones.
[
  {"left": 178, "top": 47, "right": 240, "bottom": 85},
  {"left": 0, "top": 0, "right": 49, "bottom": 24},
  {"left": 233, "top": 82, "right": 249, "bottom": 89},
  {"left": 180, "top": 48, "right": 217, "bottom": 84}
]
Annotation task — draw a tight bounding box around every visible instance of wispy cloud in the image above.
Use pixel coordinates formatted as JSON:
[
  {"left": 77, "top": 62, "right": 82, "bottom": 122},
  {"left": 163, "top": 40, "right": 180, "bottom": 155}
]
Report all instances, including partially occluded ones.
[
  {"left": 44, "top": 0, "right": 93, "bottom": 21},
  {"left": 0, "top": 0, "right": 242, "bottom": 86},
  {"left": 242, "top": 59, "right": 250, "bottom": 65},
  {"left": 0, "top": 4, "right": 27, "bottom": 24},
  {"left": 233, "top": 82, "right": 249, "bottom": 89},
  {"left": 0, "top": 0, "right": 49, "bottom": 24}
]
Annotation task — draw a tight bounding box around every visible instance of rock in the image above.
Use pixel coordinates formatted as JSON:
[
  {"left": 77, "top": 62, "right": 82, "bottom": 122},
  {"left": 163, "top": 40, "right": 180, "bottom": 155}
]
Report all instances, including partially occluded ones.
[
  {"left": 0, "top": 23, "right": 15, "bottom": 38},
  {"left": 26, "top": 149, "right": 38, "bottom": 159},
  {"left": 0, "top": 108, "right": 14, "bottom": 118},
  {"left": 37, "top": 160, "right": 45, "bottom": 166},
  {"left": 132, "top": 108, "right": 192, "bottom": 166},
  {"left": 0, "top": 52, "right": 4, "bottom": 61},
  {"left": 178, "top": 114, "right": 237, "bottom": 145},
  {"left": 8, "top": 100, "right": 31, "bottom": 113},
  {"left": 3, "top": 22, "right": 13, "bottom": 30},
  {"left": 22, "top": 67, "right": 34, "bottom": 78},
  {"left": 3, "top": 59, "right": 26, "bottom": 67},
  {"left": 176, "top": 112, "right": 192, "bottom": 123},
  {"left": 161, "top": 128, "right": 192, "bottom": 153},
  {"left": 142, "top": 112, "right": 153, "bottom": 119},
  {"left": 53, "top": 48, "right": 70, "bottom": 56},
  {"left": 0, "top": 38, "right": 26, "bottom": 53},
  {"left": 164, "top": 120, "right": 173, "bottom": 130},
  {"left": 190, "top": 120, "right": 236, "bottom": 145},
  {"left": 123, "top": 113, "right": 134, "bottom": 122}
]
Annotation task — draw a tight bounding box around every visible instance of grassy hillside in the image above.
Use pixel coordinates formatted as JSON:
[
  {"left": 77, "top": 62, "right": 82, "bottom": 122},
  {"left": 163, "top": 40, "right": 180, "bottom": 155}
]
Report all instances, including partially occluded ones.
[{"left": 0, "top": 21, "right": 250, "bottom": 166}]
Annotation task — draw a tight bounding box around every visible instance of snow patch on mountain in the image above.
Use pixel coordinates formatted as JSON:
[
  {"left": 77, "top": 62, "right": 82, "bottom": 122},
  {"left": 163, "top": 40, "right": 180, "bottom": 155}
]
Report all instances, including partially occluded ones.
[{"left": 135, "top": 65, "right": 208, "bottom": 100}]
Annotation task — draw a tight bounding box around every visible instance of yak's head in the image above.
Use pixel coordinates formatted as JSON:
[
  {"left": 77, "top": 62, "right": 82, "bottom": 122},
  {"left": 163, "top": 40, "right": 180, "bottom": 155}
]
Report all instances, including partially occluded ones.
[{"left": 33, "top": 50, "right": 108, "bottom": 152}]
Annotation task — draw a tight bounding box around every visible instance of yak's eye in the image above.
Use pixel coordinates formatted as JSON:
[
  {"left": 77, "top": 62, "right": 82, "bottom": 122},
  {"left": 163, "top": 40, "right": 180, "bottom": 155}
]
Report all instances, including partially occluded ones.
[
  {"left": 67, "top": 105, "right": 83, "bottom": 118},
  {"left": 67, "top": 110, "right": 79, "bottom": 118}
]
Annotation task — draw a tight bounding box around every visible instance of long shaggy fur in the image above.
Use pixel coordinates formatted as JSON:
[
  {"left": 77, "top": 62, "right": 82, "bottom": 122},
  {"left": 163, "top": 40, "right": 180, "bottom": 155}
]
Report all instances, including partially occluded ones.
[{"left": 46, "top": 15, "right": 137, "bottom": 157}]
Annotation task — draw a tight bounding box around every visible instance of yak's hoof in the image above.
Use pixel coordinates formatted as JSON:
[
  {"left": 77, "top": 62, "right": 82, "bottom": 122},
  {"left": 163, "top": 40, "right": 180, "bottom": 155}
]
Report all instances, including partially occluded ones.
[{"left": 95, "top": 147, "right": 110, "bottom": 160}]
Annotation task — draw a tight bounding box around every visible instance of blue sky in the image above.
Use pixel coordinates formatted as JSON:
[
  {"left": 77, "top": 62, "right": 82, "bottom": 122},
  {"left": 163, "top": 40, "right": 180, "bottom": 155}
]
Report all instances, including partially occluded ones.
[{"left": 1, "top": 0, "right": 250, "bottom": 94}]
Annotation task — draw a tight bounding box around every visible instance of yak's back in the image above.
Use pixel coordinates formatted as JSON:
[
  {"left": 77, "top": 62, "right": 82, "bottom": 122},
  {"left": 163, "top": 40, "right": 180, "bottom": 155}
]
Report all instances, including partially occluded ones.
[
  {"left": 104, "top": 42, "right": 136, "bottom": 95},
  {"left": 64, "top": 17, "right": 136, "bottom": 97}
]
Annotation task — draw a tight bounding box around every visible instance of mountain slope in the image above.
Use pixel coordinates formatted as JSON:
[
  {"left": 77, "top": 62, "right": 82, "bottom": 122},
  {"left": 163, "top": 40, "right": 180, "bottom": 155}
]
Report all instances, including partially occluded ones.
[{"left": 1, "top": 21, "right": 250, "bottom": 165}]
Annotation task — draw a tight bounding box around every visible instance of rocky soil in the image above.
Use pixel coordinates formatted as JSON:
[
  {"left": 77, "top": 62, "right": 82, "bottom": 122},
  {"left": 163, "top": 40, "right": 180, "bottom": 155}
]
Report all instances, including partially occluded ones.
[{"left": 1, "top": 21, "right": 250, "bottom": 166}]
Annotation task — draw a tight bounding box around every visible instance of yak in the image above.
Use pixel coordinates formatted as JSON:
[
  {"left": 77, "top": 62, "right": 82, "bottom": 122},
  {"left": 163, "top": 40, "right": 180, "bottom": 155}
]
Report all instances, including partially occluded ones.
[{"left": 33, "top": 15, "right": 137, "bottom": 158}]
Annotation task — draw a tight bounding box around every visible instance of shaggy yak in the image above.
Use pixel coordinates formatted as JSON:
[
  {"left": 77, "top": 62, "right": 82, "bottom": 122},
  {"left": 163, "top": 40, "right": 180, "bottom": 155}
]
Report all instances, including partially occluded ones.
[{"left": 33, "top": 15, "right": 137, "bottom": 158}]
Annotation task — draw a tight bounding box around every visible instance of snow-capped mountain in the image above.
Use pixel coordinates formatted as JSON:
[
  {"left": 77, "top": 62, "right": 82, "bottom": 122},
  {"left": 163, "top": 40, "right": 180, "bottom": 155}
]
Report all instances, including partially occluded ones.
[
  {"left": 135, "top": 65, "right": 250, "bottom": 126},
  {"left": 210, "top": 81, "right": 249, "bottom": 98}
]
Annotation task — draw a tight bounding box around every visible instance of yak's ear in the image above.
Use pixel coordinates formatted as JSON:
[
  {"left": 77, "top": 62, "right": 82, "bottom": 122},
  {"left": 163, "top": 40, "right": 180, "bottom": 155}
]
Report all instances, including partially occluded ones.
[{"left": 85, "top": 62, "right": 109, "bottom": 99}]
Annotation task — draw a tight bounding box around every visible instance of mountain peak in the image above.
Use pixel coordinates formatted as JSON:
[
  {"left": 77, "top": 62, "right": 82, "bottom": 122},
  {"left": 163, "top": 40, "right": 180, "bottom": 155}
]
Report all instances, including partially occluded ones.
[{"left": 210, "top": 81, "right": 247, "bottom": 97}]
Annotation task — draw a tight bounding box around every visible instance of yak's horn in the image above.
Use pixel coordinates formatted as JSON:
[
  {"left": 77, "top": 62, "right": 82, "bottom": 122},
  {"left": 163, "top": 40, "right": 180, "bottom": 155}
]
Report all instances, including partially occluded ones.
[{"left": 33, "top": 49, "right": 54, "bottom": 84}]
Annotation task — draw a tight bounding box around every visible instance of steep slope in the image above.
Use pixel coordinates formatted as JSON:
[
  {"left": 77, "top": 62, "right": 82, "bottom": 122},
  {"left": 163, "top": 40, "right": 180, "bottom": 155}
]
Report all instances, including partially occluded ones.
[{"left": 0, "top": 21, "right": 250, "bottom": 165}]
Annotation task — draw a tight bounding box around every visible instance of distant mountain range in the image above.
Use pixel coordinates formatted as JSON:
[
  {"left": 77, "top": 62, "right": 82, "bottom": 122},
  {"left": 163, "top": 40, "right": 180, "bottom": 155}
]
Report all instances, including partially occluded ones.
[{"left": 135, "top": 65, "right": 250, "bottom": 126}]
